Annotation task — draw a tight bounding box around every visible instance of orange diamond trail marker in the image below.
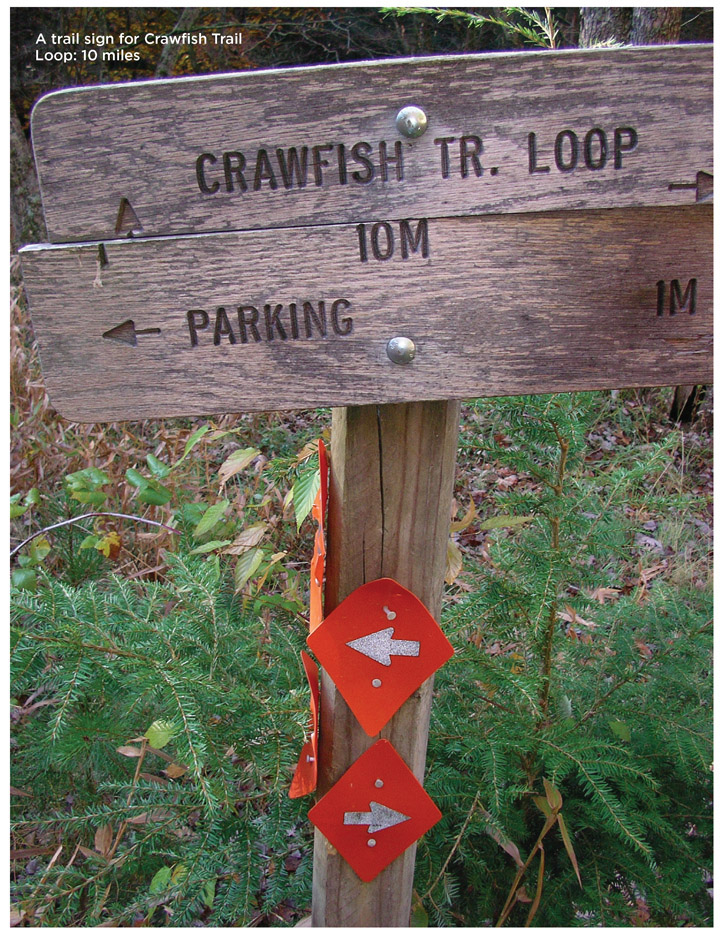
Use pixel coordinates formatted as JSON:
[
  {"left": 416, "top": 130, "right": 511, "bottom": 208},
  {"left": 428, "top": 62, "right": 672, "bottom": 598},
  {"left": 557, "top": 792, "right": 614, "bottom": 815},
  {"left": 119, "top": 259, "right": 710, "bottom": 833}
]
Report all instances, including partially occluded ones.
[
  {"left": 308, "top": 739, "right": 442, "bottom": 883},
  {"left": 307, "top": 577, "right": 454, "bottom": 736}
]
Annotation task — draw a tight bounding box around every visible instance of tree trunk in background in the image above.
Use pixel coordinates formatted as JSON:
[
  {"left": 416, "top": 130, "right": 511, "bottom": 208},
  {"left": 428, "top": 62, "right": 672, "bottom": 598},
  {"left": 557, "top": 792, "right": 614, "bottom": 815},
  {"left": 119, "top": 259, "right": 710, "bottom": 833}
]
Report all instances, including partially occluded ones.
[
  {"left": 579, "top": 8, "right": 701, "bottom": 425},
  {"left": 10, "top": 104, "right": 46, "bottom": 252},
  {"left": 155, "top": 8, "right": 200, "bottom": 77},
  {"left": 631, "top": 8, "right": 682, "bottom": 45},
  {"left": 578, "top": 7, "right": 631, "bottom": 46}
]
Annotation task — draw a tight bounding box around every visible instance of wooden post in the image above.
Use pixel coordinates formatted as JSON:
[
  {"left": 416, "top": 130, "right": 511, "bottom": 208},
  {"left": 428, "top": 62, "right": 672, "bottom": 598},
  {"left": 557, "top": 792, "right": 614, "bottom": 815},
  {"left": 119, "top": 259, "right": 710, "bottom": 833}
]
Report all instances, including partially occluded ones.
[{"left": 311, "top": 399, "right": 460, "bottom": 926}]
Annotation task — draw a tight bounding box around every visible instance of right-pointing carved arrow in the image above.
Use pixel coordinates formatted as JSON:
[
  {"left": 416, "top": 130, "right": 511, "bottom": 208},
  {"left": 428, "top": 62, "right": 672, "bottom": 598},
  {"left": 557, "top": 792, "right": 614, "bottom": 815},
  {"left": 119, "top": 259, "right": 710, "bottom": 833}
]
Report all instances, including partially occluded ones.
[
  {"left": 668, "top": 170, "right": 713, "bottom": 203},
  {"left": 102, "top": 319, "right": 161, "bottom": 346},
  {"left": 346, "top": 627, "right": 420, "bottom": 666},
  {"left": 343, "top": 801, "right": 411, "bottom": 833}
]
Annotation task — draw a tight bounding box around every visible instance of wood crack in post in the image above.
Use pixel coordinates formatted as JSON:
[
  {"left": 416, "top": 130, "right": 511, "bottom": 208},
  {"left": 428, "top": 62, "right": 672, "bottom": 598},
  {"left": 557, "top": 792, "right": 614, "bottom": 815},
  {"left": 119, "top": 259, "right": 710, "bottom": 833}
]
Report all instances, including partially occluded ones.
[{"left": 375, "top": 405, "right": 386, "bottom": 564}]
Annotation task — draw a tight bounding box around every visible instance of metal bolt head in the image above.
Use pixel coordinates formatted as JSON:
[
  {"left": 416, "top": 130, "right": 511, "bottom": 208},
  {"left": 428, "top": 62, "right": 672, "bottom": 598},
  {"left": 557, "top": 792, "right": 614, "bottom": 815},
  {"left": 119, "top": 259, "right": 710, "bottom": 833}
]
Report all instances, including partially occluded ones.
[
  {"left": 386, "top": 337, "right": 416, "bottom": 365},
  {"left": 395, "top": 105, "right": 428, "bottom": 138}
]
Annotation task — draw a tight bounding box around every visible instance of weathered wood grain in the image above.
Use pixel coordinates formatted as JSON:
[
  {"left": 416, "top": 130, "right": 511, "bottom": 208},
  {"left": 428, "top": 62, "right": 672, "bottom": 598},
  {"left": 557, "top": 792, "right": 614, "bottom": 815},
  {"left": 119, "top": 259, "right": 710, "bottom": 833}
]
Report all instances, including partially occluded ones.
[
  {"left": 19, "top": 204, "right": 712, "bottom": 422},
  {"left": 30, "top": 45, "right": 712, "bottom": 243},
  {"left": 312, "top": 401, "right": 460, "bottom": 926}
]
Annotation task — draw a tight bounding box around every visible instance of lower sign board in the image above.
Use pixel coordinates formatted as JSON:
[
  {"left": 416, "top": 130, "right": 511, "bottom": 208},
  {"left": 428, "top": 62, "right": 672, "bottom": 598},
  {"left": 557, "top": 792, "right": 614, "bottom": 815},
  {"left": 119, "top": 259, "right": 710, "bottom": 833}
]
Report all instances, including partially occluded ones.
[
  {"left": 19, "top": 204, "right": 711, "bottom": 422},
  {"left": 308, "top": 739, "right": 442, "bottom": 883}
]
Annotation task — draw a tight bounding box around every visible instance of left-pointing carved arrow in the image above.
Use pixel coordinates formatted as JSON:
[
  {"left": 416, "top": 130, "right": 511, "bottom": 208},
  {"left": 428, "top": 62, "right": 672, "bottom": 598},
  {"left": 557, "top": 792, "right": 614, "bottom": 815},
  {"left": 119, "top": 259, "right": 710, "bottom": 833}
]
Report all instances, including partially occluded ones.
[
  {"left": 102, "top": 319, "right": 162, "bottom": 346},
  {"left": 343, "top": 801, "right": 411, "bottom": 833}
]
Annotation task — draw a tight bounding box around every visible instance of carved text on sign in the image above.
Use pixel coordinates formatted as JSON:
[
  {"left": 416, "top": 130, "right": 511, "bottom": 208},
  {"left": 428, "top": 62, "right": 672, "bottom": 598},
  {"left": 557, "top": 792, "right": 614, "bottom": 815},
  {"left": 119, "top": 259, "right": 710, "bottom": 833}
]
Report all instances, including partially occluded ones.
[
  {"left": 656, "top": 278, "right": 697, "bottom": 317},
  {"left": 196, "top": 140, "right": 405, "bottom": 194},
  {"left": 356, "top": 219, "right": 429, "bottom": 262},
  {"left": 196, "top": 128, "right": 641, "bottom": 196},
  {"left": 528, "top": 126, "right": 638, "bottom": 174},
  {"left": 186, "top": 298, "right": 354, "bottom": 346}
]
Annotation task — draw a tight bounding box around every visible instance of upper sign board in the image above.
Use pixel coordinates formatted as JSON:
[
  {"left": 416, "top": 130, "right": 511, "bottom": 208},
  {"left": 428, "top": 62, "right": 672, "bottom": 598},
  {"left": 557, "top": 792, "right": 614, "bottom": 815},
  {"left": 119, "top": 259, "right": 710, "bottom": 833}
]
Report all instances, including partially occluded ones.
[{"left": 31, "top": 45, "right": 712, "bottom": 243}]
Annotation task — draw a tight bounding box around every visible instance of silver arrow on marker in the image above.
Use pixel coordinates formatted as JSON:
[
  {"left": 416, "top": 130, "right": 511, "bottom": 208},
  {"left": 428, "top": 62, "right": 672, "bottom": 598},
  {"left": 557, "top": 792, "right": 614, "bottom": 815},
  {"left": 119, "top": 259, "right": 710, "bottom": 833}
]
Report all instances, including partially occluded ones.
[
  {"left": 346, "top": 627, "right": 420, "bottom": 666},
  {"left": 343, "top": 801, "right": 411, "bottom": 833}
]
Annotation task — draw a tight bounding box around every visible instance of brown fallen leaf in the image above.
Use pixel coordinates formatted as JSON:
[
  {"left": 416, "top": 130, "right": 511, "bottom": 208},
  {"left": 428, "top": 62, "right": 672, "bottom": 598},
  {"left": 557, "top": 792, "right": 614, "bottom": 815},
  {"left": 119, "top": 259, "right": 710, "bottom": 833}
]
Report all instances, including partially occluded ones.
[
  {"left": 94, "top": 822, "right": 114, "bottom": 857},
  {"left": 558, "top": 604, "right": 597, "bottom": 629},
  {"left": 116, "top": 745, "right": 143, "bottom": 758}
]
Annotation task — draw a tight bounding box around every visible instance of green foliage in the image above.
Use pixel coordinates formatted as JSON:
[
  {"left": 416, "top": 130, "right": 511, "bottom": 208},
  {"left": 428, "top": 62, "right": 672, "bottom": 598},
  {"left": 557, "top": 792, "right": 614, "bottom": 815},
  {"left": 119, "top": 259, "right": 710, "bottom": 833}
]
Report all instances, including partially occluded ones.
[
  {"left": 385, "top": 6, "right": 563, "bottom": 49},
  {"left": 10, "top": 391, "right": 712, "bottom": 926},
  {"left": 11, "top": 552, "right": 314, "bottom": 927},
  {"left": 415, "top": 392, "right": 713, "bottom": 927}
]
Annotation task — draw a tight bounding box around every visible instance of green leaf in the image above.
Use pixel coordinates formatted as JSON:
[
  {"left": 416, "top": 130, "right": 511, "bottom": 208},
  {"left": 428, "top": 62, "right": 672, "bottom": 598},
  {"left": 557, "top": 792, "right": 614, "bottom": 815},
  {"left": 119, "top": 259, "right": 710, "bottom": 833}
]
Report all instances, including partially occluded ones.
[
  {"left": 411, "top": 902, "right": 429, "bottom": 927},
  {"left": 146, "top": 454, "right": 171, "bottom": 479},
  {"left": 608, "top": 719, "right": 632, "bottom": 742},
  {"left": 252, "top": 594, "right": 305, "bottom": 615},
  {"left": 218, "top": 447, "right": 260, "bottom": 486},
  {"left": 10, "top": 495, "right": 25, "bottom": 519},
  {"left": 140, "top": 481, "right": 173, "bottom": 506},
  {"left": 10, "top": 489, "right": 40, "bottom": 519},
  {"left": 65, "top": 467, "right": 110, "bottom": 490},
  {"left": 65, "top": 469, "right": 110, "bottom": 506},
  {"left": 180, "top": 502, "right": 207, "bottom": 526},
  {"left": 126, "top": 469, "right": 173, "bottom": 506},
  {"left": 149, "top": 866, "right": 172, "bottom": 895},
  {"left": 11, "top": 569, "right": 37, "bottom": 591},
  {"left": 193, "top": 499, "right": 230, "bottom": 538},
  {"left": 173, "top": 424, "right": 210, "bottom": 466},
  {"left": 234, "top": 547, "right": 264, "bottom": 593},
  {"left": 533, "top": 795, "right": 552, "bottom": 816},
  {"left": 144, "top": 720, "right": 178, "bottom": 749},
  {"left": 292, "top": 465, "right": 320, "bottom": 531},
  {"left": 479, "top": 515, "right": 534, "bottom": 530},
  {"left": 73, "top": 489, "right": 108, "bottom": 507},
  {"left": 543, "top": 778, "right": 563, "bottom": 814},
  {"left": 79, "top": 535, "right": 100, "bottom": 550},
  {"left": 125, "top": 468, "right": 149, "bottom": 490},
  {"left": 202, "top": 878, "right": 216, "bottom": 908},
  {"left": 26, "top": 536, "right": 52, "bottom": 565},
  {"left": 190, "top": 539, "right": 232, "bottom": 555}
]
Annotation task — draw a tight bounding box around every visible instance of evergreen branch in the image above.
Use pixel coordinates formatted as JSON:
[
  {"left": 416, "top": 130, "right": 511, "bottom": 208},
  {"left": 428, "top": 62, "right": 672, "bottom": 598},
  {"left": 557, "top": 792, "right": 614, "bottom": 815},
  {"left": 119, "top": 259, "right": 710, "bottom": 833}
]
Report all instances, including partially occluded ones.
[
  {"left": 545, "top": 743, "right": 653, "bottom": 859},
  {"left": 13, "top": 628, "right": 154, "bottom": 663},
  {"left": 571, "top": 620, "right": 712, "bottom": 733},
  {"left": 108, "top": 738, "right": 148, "bottom": 859},
  {"left": 422, "top": 789, "right": 481, "bottom": 902},
  {"left": 10, "top": 512, "right": 180, "bottom": 557},
  {"left": 21, "top": 814, "right": 191, "bottom": 919},
  {"left": 158, "top": 669, "right": 216, "bottom": 812},
  {"left": 48, "top": 651, "right": 84, "bottom": 744}
]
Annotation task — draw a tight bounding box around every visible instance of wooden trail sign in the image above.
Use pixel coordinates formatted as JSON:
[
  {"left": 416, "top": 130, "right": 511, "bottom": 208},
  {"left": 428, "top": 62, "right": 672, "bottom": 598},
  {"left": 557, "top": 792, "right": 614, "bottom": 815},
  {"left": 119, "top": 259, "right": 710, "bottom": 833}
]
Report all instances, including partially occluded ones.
[
  {"left": 19, "top": 204, "right": 712, "bottom": 422},
  {"left": 17, "top": 42, "right": 713, "bottom": 928},
  {"left": 30, "top": 45, "right": 711, "bottom": 243}
]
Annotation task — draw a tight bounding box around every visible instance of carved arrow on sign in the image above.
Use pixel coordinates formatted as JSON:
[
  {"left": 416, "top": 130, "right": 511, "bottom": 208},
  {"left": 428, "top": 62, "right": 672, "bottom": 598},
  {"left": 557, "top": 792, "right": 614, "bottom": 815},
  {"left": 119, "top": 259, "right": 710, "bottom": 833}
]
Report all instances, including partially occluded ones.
[
  {"left": 343, "top": 801, "right": 412, "bottom": 833},
  {"left": 668, "top": 170, "right": 713, "bottom": 203},
  {"left": 102, "top": 319, "right": 161, "bottom": 346},
  {"left": 346, "top": 627, "right": 421, "bottom": 666}
]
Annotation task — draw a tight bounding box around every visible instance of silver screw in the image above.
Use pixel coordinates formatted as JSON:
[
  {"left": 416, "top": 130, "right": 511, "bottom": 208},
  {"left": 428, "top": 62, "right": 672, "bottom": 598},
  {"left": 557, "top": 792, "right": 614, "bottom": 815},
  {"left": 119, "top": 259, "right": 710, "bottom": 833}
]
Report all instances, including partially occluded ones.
[
  {"left": 396, "top": 105, "right": 428, "bottom": 138},
  {"left": 386, "top": 337, "right": 416, "bottom": 365}
]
